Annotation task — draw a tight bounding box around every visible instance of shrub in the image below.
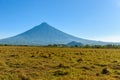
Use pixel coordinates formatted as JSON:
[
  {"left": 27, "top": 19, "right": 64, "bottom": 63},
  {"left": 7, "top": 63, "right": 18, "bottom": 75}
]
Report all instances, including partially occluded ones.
[
  {"left": 101, "top": 68, "right": 110, "bottom": 74},
  {"left": 53, "top": 70, "right": 69, "bottom": 76}
]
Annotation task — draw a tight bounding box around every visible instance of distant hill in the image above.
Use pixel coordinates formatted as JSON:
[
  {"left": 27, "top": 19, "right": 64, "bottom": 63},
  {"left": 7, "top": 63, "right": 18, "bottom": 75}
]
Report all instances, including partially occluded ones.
[
  {"left": 67, "top": 41, "right": 84, "bottom": 47},
  {"left": 0, "top": 22, "right": 118, "bottom": 45}
]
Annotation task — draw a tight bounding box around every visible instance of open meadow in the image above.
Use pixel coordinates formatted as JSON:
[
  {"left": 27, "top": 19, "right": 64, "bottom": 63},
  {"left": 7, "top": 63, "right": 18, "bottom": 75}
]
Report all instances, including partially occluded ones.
[{"left": 0, "top": 46, "right": 120, "bottom": 80}]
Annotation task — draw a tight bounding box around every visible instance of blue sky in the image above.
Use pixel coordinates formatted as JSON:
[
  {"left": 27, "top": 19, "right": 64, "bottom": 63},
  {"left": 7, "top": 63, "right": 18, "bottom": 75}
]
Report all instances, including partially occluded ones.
[{"left": 0, "top": 0, "right": 120, "bottom": 42}]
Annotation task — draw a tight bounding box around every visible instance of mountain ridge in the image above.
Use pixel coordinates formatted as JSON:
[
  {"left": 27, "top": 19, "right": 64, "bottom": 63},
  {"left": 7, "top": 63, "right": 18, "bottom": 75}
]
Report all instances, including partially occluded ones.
[{"left": 0, "top": 22, "right": 118, "bottom": 45}]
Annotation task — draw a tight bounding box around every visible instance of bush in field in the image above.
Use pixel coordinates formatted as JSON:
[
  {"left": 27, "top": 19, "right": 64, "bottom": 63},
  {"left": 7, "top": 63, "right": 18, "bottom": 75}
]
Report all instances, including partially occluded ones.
[
  {"left": 101, "top": 68, "right": 110, "bottom": 74},
  {"left": 53, "top": 70, "right": 69, "bottom": 76}
]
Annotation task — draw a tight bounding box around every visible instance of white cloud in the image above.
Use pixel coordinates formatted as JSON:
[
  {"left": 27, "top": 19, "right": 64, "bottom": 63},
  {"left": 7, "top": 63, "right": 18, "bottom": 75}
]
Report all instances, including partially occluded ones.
[
  {"left": 92, "top": 35, "right": 120, "bottom": 42},
  {"left": 0, "top": 34, "right": 12, "bottom": 39},
  {"left": 0, "top": 35, "right": 6, "bottom": 39}
]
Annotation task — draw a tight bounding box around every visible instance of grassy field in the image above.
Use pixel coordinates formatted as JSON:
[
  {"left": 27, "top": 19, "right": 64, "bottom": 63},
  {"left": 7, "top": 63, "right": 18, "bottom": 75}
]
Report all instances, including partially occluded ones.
[{"left": 0, "top": 46, "right": 120, "bottom": 80}]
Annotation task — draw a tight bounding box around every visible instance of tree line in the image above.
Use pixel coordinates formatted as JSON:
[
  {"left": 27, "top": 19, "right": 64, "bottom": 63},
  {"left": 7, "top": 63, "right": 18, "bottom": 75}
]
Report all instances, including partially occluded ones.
[
  {"left": 46, "top": 44, "right": 120, "bottom": 49},
  {"left": 1, "top": 44, "right": 120, "bottom": 49}
]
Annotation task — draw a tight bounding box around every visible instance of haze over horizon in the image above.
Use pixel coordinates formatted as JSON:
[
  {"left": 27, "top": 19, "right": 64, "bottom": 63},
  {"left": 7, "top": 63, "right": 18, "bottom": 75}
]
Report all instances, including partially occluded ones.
[{"left": 0, "top": 0, "right": 120, "bottom": 42}]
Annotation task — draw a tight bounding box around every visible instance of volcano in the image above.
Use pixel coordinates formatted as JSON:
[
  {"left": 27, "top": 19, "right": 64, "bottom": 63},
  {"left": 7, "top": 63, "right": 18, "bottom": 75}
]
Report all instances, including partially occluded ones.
[{"left": 0, "top": 22, "right": 112, "bottom": 45}]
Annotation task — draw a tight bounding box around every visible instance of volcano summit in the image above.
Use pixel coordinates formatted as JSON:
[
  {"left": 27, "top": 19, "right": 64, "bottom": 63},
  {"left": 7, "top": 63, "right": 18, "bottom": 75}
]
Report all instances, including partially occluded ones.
[{"left": 0, "top": 22, "right": 111, "bottom": 45}]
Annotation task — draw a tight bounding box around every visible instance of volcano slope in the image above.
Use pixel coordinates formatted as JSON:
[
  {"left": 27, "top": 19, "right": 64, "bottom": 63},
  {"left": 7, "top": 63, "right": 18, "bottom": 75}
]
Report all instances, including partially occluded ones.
[{"left": 0, "top": 22, "right": 111, "bottom": 45}]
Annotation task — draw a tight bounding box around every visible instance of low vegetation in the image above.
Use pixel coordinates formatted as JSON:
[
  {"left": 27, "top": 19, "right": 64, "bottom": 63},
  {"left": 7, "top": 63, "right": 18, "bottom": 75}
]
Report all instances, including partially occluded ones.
[{"left": 0, "top": 46, "right": 120, "bottom": 80}]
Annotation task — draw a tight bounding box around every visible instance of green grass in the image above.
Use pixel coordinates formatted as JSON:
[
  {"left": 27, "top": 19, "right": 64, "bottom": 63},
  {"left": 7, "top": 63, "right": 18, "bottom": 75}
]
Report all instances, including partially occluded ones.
[{"left": 0, "top": 46, "right": 120, "bottom": 80}]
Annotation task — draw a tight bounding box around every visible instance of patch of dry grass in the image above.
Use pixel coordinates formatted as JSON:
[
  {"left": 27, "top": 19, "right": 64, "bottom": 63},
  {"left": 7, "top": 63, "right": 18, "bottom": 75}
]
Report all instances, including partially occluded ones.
[{"left": 0, "top": 46, "right": 120, "bottom": 80}]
